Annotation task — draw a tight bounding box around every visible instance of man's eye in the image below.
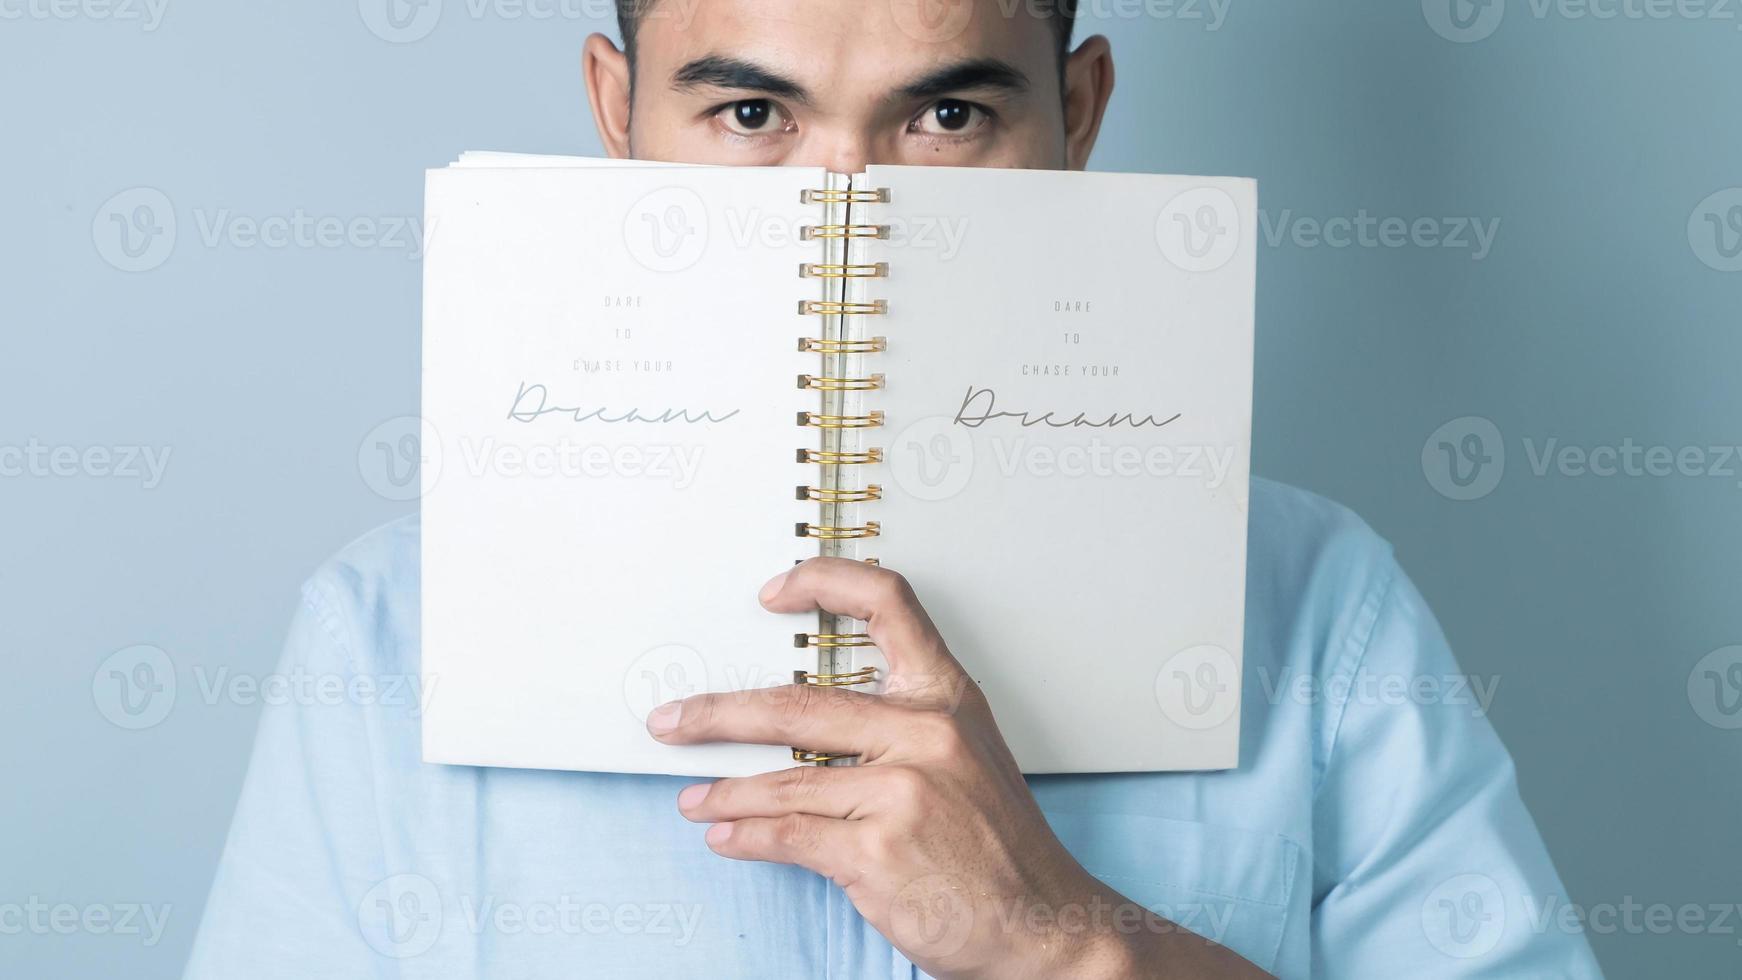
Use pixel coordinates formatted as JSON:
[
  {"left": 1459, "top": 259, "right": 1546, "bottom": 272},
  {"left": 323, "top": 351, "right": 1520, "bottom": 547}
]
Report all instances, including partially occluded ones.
[
  {"left": 716, "top": 99, "right": 790, "bottom": 137},
  {"left": 911, "top": 99, "right": 989, "bottom": 137}
]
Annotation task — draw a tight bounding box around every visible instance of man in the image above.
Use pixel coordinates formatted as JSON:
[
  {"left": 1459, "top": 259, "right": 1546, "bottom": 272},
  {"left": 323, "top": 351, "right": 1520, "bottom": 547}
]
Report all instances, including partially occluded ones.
[{"left": 186, "top": 2, "right": 1603, "bottom": 977}]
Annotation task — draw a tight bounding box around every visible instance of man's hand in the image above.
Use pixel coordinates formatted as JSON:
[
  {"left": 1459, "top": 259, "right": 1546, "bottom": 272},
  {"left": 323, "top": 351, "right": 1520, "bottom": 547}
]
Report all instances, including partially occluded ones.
[{"left": 645, "top": 558, "right": 1269, "bottom": 980}]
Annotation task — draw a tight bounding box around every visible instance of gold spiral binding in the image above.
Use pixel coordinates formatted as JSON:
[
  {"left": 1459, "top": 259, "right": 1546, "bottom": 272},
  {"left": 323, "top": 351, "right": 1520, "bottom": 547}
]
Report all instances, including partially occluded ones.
[
  {"left": 797, "top": 448, "right": 883, "bottom": 465},
  {"left": 799, "top": 411, "right": 884, "bottom": 429},
  {"left": 796, "top": 485, "right": 882, "bottom": 503},
  {"left": 796, "top": 522, "right": 881, "bottom": 540},
  {"left": 794, "top": 667, "right": 879, "bottom": 686},
  {"left": 801, "top": 188, "right": 891, "bottom": 204},
  {"left": 799, "top": 336, "right": 888, "bottom": 354},
  {"left": 800, "top": 262, "right": 889, "bottom": 280},
  {"left": 795, "top": 633, "right": 876, "bottom": 648},
  {"left": 798, "top": 374, "right": 885, "bottom": 391},
  {"left": 800, "top": 300, "right": 888, "bottom": 316},
  {"left": 793, "top": 666, "right": 879, "bottom": 687},
  {"left": 801, "top": 224, "right": 890, "bottom": 241},
  {"left": 794, "top": 183, "right": 890, "bottom": 768}
]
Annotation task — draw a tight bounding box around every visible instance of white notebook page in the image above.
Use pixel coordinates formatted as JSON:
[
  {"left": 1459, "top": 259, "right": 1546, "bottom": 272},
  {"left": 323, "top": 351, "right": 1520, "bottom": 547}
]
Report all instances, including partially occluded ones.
[{"left": 421, "top": 157, "right": 1255, "bottom": 776}]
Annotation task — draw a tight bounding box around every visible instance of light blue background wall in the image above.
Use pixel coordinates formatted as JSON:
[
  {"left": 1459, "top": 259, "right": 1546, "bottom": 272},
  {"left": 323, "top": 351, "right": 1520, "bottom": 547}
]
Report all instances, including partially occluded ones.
[{"left": 2, "top": 1, "right": 1738, "bottom": 976}]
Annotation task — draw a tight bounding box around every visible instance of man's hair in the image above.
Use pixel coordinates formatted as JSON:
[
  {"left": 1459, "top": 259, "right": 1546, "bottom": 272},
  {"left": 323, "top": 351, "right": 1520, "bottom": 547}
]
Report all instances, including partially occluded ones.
[{"left": 614, "top": 0, "right": 1079, "bottom": 74}]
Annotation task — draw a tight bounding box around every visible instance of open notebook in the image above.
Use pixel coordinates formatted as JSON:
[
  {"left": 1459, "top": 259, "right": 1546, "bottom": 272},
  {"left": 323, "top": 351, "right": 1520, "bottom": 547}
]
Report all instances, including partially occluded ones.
[{"left": 421, "top": 152, "right": 1256, "bottom": 777}]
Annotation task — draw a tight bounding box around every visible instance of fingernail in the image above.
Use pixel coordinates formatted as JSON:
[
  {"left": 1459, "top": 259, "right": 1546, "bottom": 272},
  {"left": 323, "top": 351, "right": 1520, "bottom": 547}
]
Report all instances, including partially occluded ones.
[
  {"left": 647, "top": 700, "right": 683, "bottom": 735},
  {"left": 758, "top": 570, "right": 791, "bottom": 604},
  {"left": 705, "top": 822, "right": 734, "bottom": 846},
  {"left": 677, "top": 782, "right": 711, "bottom": 811}
]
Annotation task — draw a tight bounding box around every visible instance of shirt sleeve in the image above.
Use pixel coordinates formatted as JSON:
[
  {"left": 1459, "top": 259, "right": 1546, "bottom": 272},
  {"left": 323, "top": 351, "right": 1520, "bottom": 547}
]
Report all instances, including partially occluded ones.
[
  {"left": 182, "top": 580, "right": 394, "bottom": 980},
  {"left": 1310, "top": 559, "right": 1603, "bottom": 977}
]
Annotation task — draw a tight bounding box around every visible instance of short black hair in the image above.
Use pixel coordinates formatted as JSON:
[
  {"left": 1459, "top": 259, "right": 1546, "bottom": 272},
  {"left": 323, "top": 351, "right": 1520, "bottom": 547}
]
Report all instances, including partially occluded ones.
[{"left": 615, "top": 0, "right": 1079, "bottom": 73}]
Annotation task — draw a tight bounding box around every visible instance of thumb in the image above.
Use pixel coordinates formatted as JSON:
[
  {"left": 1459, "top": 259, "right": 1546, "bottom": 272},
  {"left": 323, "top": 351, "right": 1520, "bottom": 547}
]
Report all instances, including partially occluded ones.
[{"left": 761, "top": 558, "right": 967, "bottom": 689}]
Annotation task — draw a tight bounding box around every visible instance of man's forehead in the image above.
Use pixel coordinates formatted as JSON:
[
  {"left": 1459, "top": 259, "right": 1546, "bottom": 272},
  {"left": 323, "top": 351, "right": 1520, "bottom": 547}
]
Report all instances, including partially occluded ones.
[{"left": 632, "top": 0, "right": 1060, "bottom": 93}]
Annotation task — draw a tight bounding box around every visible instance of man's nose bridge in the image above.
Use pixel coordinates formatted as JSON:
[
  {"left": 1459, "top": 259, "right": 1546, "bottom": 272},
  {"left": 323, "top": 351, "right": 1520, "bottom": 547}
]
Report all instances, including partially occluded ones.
[
  {"left": 800, "top": 130, "right": 875, "bottom": 176},
  {"left": 823, "top": 144, "right": 871, "bottom": 176}
]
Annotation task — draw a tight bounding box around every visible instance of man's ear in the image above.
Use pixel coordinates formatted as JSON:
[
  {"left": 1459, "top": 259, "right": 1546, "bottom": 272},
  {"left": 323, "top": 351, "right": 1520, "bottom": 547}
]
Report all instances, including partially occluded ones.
[
  {"left": 583, "top": 33, "right": 634, "bottom": 159},
  {"left": 1061, "top": 36, "right": 1115, "bottom": 171}
]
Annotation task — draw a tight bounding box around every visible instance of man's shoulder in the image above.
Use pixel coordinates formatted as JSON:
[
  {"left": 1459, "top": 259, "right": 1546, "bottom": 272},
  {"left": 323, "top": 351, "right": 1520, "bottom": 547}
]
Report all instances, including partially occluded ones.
[
  {"left": 296, "top": 513, "right": 421, "bottom": 671},
  {"left": 1248, "top": 476, "right": 1395, "bottom": 573},
  {"left": 1245, "top": 477, "right": 1402, "bottom": 663}
]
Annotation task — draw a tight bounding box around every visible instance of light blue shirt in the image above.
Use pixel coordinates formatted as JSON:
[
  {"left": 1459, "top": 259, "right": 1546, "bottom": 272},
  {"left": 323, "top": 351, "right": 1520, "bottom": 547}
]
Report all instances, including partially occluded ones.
[{"left": 184, "top": 479, "right": 1601, "bottom": 978}]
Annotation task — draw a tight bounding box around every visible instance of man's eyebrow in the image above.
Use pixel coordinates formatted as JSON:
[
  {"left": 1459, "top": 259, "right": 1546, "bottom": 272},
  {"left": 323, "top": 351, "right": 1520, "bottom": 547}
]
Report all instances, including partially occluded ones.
[
  {"left": 671, "top": 55, "right": 812, "bottom": 106},
  {"left": 895, "top": 58, "right": 1031, "bottom": 101}
]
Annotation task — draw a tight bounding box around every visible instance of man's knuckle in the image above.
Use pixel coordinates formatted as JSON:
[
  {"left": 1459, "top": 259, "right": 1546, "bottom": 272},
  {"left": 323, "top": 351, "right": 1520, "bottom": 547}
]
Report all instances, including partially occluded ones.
[
  {"left": 873, "top": 569, "right": 915, "bottom": 608},
  {"left": 772, "top": 766, "right": 815, "bottom": 806},
  {"left": 789, "top": 557, "right": 823, "bottom": 588},
  {"left": 882, "top": 765, "right": 929, "bottom": 808},
  {"left": 778, "top": 684, "right": 820, "bottom": 727},
  {"left": 774, "top": 813, "right": 813, "bottom": 851},
  {"left": 688, "top": 693, "right": 719, "bottom": 731},
  {"left": 834, "top": 688, "right": 875, "bottom": 720}
]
